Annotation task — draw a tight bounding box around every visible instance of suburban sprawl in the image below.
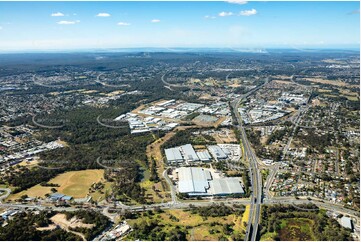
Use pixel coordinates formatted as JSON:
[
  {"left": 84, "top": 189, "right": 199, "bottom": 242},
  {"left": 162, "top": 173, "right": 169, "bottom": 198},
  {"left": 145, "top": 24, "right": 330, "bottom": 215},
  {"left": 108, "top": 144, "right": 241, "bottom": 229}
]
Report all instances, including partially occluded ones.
[{"left": 0, "top": 49, "right": 359, "bottom": 241}]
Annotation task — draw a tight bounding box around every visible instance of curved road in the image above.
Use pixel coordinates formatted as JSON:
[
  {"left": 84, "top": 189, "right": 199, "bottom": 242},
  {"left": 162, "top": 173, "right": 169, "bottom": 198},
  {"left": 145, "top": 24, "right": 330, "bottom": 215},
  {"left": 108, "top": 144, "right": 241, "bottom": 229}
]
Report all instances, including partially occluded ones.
[{"left": 0, "top": 188, "right": 12, "bottom": 203}]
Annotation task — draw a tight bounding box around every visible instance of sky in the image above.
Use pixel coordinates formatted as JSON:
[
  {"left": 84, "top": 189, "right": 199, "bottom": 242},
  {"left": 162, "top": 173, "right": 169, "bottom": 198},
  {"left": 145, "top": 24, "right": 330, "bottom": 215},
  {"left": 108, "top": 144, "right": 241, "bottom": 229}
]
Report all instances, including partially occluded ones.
[{"left": 0, "top": 1, "right": 359, "bottom": 51}]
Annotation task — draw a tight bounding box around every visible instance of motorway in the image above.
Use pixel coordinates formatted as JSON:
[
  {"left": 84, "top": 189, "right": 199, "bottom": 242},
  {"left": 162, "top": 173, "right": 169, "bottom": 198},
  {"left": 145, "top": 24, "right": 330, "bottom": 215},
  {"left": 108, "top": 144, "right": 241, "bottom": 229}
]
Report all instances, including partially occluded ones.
[
  {"left": 2, "top": 75, "right": 360, "bottom": 240},
  {"left": 231, "top": 77, "right": 269, "bottom": 241}
]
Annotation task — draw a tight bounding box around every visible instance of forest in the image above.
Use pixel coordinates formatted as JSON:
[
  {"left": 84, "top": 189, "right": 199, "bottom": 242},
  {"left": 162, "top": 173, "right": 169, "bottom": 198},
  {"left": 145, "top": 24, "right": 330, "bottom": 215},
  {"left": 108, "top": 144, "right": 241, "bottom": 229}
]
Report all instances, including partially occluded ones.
[
  {"left": 0, "top": 210, "right": 109, "bottom": 241},
  {"left": 259, "top": 204, "right": 353, "bottom": 241}
]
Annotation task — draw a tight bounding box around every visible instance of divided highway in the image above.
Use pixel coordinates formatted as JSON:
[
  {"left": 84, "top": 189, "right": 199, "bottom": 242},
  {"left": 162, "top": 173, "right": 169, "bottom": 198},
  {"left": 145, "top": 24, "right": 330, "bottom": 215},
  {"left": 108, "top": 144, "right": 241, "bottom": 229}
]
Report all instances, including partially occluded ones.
[{"left": 231, "top": 77, "right": 269, "bottom": 241}]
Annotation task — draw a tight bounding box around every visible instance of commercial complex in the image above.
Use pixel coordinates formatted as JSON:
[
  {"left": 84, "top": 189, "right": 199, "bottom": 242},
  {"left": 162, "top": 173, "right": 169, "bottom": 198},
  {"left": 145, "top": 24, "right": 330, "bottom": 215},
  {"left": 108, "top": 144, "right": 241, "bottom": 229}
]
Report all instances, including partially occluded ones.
[
  {"left": 164, "top": 143, "right": 241, "bottom": 164},
  {"left": 175, "top": 167, "right": 244, "bottom": 197}
]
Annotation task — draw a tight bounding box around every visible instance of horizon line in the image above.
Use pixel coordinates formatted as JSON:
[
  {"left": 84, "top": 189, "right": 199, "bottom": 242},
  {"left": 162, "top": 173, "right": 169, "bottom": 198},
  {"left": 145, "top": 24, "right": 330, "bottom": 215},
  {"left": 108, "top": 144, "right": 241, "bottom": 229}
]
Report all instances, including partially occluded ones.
[{"left": 0, "top": 46, "right": 359, "bottom": 54}]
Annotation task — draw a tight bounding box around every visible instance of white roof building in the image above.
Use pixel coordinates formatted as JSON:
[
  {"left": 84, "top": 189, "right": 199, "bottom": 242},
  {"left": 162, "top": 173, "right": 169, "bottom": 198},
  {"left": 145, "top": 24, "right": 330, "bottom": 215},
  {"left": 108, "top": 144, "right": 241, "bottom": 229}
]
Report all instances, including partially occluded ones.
[
  {"left": 340, "top": 216, "right": 353, "bottom": 230},
  {"left": 176, "top": 167, "right": 244, "bottom": 197},
  {"left": 208, "top": 145, "right": 228, "bottom": 160},
  {"left": 209, "top": 178, "right": 245, "bottom": 196},
  {"left": 165, "top": 147, "right": 184, "bottom": 163},
  {"left": 180, "top": 144, "right": 200, "bottom": 162},
  {"left": 178, "top": 167, "right": 211, "bottom": 195},
  {"left": 196, "top": 150, "right": 212, "bottom": 162}
]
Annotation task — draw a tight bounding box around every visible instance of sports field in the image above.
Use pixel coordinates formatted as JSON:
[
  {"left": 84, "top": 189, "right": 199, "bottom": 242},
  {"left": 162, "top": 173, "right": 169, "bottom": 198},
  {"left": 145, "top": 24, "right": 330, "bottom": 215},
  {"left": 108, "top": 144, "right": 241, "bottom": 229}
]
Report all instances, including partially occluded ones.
[{"left": 9, "top": 169, "right": 105, "bottom": 200}]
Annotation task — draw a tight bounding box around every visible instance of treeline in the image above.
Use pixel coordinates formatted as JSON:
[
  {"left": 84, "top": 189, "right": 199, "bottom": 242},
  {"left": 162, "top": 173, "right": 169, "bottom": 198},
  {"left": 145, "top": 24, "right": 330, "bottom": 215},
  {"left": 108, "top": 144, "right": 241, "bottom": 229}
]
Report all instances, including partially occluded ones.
[
  {"left": 0, "top": 211, "right": 80, "bottom": 241},
  {"left": 161, "top": 128, "right": 217, "bottom": 149},
  {"left": 298, "top": 131, "right": 333, "bottom": 152},
  {"left": 266, "top": 128, "right": 290, "bottom": 145},
  {"left": 188, "top": 203, "right": 245, "bottom": 218},
  {"left": 129, "top": 219, "right": 187, "bottom": 241},
  {"left": 106, "top": 162, "right": 146, "bottom": 204},
  {"left": 64, "top": 210, "right": 110, "bottom": 240},
  {"left": 3, "top": 101, "right": 157, "bottom": 203},
  {"left": 259, "top": 204, "right": 353, "bottom": 241}
]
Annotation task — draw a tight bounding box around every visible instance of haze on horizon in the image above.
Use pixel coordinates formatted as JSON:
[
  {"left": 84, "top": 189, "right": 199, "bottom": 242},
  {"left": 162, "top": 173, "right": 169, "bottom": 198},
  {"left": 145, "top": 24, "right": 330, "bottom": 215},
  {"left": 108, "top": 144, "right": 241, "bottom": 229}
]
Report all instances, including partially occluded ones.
[{"left": 0, "top": 1, "right": 359, "bottom": 52}]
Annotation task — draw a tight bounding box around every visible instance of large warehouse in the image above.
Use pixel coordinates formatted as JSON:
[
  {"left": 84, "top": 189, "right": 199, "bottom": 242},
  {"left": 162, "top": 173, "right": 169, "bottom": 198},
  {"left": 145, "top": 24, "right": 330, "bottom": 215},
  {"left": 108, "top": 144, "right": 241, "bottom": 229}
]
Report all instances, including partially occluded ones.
[
  {"left": 180, "top": 144, "right": 200, "bottom": 162},
  {"left": 164, "top": 144, "right": 200, "bottom": 164},
  {"left": 165, "top": 147, "right": 184, "bottom": 164},
  {"left": 207, "top": 145, "right": 228, "bottom": 160},
  {"left": 175, "top": 167, "right": 244, "bottom": 197},
  {"left": 209, "top": 178, "right": 245, "bottom": 196},
  {"left": 177, "top": 167, "right": 211, "bottom": 196}
]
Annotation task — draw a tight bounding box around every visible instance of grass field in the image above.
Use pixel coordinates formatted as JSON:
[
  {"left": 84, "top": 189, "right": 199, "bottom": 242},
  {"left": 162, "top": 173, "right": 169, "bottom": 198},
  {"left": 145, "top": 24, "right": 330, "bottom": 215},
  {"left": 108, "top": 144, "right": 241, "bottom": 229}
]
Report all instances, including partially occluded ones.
[
  {"left": 233, "top": 204, "right": 250, "bottom": 234},
  {"left": 125, "top": 209, "right": 245, "bottom": 241},
  {"left": 90, "top": 181, "right": 113, "bottom": 202},
  {"left": 9, "top": 169, "right": 105, "bottom": 200},
  {"left": 140, "top": 180, "right": 171, "bottom": 204}
]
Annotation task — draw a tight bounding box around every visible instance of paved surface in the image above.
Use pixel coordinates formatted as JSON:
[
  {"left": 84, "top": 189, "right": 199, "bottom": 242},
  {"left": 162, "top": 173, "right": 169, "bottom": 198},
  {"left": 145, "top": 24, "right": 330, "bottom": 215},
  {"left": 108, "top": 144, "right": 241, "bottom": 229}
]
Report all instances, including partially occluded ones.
[{"left": 0, "top": 188, "right": 11, "bottom": 203}]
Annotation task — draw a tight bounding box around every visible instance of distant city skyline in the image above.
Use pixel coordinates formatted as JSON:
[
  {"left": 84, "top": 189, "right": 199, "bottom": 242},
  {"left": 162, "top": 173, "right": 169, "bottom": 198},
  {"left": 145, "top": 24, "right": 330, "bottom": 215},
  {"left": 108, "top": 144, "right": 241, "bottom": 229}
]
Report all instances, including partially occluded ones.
[{"left": 0, "top": 1, "right": 359, "bottom": 51}]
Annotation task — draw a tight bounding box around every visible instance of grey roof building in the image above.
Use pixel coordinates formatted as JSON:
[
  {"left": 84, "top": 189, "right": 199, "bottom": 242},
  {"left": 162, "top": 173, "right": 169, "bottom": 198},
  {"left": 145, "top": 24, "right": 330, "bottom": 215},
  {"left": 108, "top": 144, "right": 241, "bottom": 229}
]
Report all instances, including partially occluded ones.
[
  {"left": 180, "top": 144, "right": 200, "bottom": 162},
  {"left": 209, "top": 178, "right": 245, "bottom": 196},
  {"left": 196, "top": 150, "right": 212, "bottom": 162},
  {"left": 178, "top": 167, "right": 210, "bottom": 195},
  {"left": 165, "top": 147, "right": 184, "bottom": 163},
  {"left": 208, "top": 145, "right": 228, "bottom": 160},
  {"left": 340, "top": 216, "right": 353, "bottom": 230},
  {"left": 176, "top": 167, "right": 244, "bottom": 197}
]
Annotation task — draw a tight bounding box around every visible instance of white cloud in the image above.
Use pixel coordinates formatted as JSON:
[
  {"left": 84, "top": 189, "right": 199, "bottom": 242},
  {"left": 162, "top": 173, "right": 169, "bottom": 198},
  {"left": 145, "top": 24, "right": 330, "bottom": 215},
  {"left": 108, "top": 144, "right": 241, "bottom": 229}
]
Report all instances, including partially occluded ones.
[
  {"left": 226, "top": 0, "right": 247, "bottom": 5},
  {"left": 57, "top": 20, "right": 79, "bottom": 25},
  {"left": 117, "top": 22, "right": 131, "bottom": 26},
  {"left": 0, "top": 26, "right": 2, "bottom": 30},
  {"left": 51, "top": 12, "right": 65, "bottom": 17},
  {"left": 239, "top": 9, "right": 257, "bottom": 16},
  {"left": 151, "top": 19, "right": 161, "bottom": 23},
  {"left": 96, "top": 13, "right": 111, "bottom": 17},
  {"left": 219, "top": 11, "right": 234, "bottom": 17},
  {"left": 204, "top": 15, "right": 216, "bottom": 19}
]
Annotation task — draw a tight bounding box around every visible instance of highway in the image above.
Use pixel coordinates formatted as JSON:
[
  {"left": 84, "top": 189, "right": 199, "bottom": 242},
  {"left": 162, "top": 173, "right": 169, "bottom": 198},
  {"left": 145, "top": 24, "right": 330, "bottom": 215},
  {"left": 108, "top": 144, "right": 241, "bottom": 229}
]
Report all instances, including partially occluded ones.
[{"left": 231, "top": 77, "right": 269, "bottom": 241}]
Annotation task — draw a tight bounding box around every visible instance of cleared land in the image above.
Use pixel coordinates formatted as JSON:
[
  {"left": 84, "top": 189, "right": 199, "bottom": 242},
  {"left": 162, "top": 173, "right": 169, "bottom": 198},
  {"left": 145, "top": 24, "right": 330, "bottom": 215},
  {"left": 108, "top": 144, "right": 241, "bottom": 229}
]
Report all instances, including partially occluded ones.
[
  {"left": 9, "top": 169, "right": 105, "bottom": 200},
  {"left": 278, "top": 218, "right": 316, "bottom": 241}
]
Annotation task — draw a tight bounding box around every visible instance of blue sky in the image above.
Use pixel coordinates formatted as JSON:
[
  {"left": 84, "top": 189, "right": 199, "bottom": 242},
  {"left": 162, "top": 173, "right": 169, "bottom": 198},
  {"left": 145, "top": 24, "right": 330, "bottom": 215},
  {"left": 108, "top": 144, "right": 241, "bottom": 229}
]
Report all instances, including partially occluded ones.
[{"left": 0, "top": 1, "right": 359, "bottom": 51}]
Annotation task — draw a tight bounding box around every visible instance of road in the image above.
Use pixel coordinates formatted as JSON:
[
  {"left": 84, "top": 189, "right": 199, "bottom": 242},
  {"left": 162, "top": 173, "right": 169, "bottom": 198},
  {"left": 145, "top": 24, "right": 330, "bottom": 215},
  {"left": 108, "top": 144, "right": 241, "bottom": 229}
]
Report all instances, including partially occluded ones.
[
  {"left": 231, "top": 77, "right": 269, "bottom": 241},
  {"left": 0, "top": 188, "right": 11, "bottom": 203},
  {"left": 263, "top": 164, "right": 280, "bottom": 199},
  {"left": 162, "top": 168, "right": 178, "bottom": 204},
  {"left": 2, "top": 197, "right": 358, "bottom": 224}
]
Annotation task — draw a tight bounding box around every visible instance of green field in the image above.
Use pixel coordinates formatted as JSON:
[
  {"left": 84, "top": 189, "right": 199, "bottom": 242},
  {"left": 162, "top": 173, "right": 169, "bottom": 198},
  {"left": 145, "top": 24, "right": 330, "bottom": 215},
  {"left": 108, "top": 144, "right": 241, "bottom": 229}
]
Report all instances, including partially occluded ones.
[
  {"left": 278, "top": 218, "right": 316, "bottom": 241},
  {"left": 9, "top": 169, "right": 105, "bottom": 200},
  {"left": 124, "top": 208, "right": 247, "bottom": 241}
]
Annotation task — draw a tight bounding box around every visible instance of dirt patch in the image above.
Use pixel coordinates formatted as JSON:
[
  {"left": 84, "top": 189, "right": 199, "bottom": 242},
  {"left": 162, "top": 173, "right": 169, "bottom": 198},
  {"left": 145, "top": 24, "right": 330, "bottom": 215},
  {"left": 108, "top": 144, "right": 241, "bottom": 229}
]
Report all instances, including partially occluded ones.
[{"left": 36, "top": 224, "right": 57, "bottom": 231}]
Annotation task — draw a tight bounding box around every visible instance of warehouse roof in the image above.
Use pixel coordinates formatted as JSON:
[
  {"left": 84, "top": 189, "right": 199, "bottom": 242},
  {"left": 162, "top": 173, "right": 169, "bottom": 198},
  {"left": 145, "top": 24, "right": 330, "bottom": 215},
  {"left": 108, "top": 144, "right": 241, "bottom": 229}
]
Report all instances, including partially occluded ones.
[
  {"left": 181, "top": 144, "right": 199, "bottom": 161},
  {"left": 178, "top": 167, "right": 210, "bottom": 194},
  {"left": 209, "top": 178, "right": 244, "bottom": 196},
  {"left": 208, "top": 145, "right": 228, "bottom": 159},
  {"left": 197, "top": 150, "right": 212, "bottom": 161},
  {"left": 165, "top": 147, "right": 183, "bottom": 163}
]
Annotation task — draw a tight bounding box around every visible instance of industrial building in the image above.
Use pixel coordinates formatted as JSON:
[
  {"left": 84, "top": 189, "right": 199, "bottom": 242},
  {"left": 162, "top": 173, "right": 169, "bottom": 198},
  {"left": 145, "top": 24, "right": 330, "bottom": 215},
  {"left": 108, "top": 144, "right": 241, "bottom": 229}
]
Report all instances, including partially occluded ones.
[
  {"left": 207, "top": 145, "right": 228, "bottom": 160},
  {"left": 175, "top": 167, "right": 245, "bottom": 197},
  {"left": 340, "top": 216, "right": 353, "bottom": 230},
  {"left": 177, "top": 167, "right": 211, "bottom": 196},
  {"left": 165, "top": 144, "right": 200, "bottom": 164},
  {"left": 196, "top": 150, "right": 212, "bottom": 162},
  {"left": 165, "top": 147, "right": 184, "bottom": 164},
  {"left": 180, "top": 144, "right": 200, "bottom": 162},
  {"left": 209, "top": 178, "right": 245, "bottom": 196}
]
